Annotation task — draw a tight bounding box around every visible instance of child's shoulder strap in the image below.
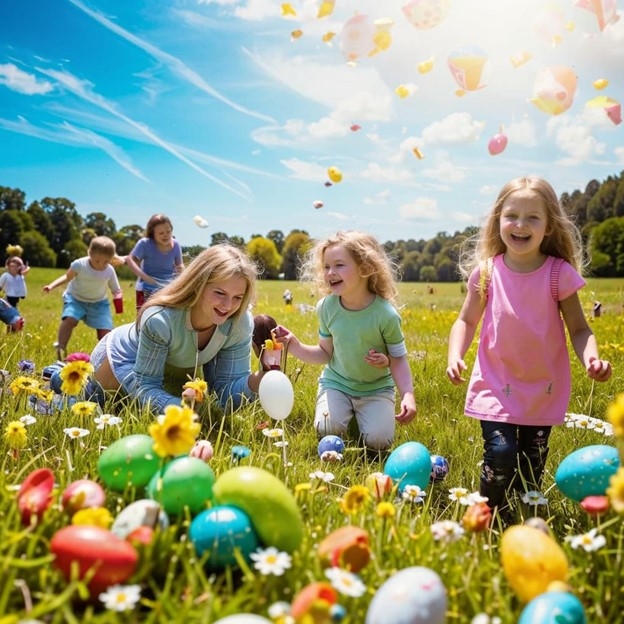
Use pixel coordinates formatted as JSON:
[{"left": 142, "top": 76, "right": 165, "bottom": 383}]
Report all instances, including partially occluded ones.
[{"left": 550, "top": 257, "right": 565, "bottom": 303}]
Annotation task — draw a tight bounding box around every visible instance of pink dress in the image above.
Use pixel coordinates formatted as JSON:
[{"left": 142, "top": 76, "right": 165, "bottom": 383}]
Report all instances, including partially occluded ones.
[{"left": 465, "top": 254, "right": 585, "bottom": 426}]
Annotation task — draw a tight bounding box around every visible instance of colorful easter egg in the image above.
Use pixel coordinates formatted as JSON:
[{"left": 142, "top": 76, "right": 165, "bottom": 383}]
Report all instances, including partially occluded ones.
[
  {"left": 212, "top": 466, "right": 303, "bottom": 552},
  {"left": 17, "top": 468, "right": 55, "bottom": 525},
  {"left": 518, "top": 590, "right": 586, "bottom": 623},
  {"left": 318, "top": 435, "right": 345, "bottom": 457},
  {"left": 97, "top": 434, "right": 161, "bottom": 491},
  {"left": 50, "top": 525, "right": 138, "bottom": 595},
  {"left": 318, "top": 525, "right": 370, "bottom": 572},
  {"left": 429, "top": 454, "right": 450, "bottom": 482},
  {"left": 189, "top": 505, "right": 259, "bottom": 569},
  {"left": 384, "top": 441, "right": 431, "bottom": 491},
  {"left": 488, "top": 132, "right": 508, "bottom": 155},
  {"left": 111, "top": 499, "right": 169, "bottom": 539},
  {"left": 501, "top": 525, "right": 569, "bottom": 602},
  {"left": 366, "top": 566, "right": 447, "bottom": 623},
  {"left": 190, "top": 439, "right": 214, "bottom": 462},
  {"left": 258, "top": 370, "right": 294, "bottom": 421},
  {"left": 555, "top": 444, "right": 620, "bottom": 501},
  {"left": 291, "top": 582, "right": 338, "bottom": 620},
  {"left": 62, "top": 479, "right": 106, "bottom": 514},
  {"left": 147, "top": 456, "right": 215, "bottom": 516}
]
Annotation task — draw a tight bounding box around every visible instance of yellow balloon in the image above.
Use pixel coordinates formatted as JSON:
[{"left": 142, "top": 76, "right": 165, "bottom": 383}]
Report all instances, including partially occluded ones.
[
  {"left": 501, "top": 525, "right": 569, "bottom": 603},
  {"left": 327, "top": 166, "right": 342, "bottom": 184},
  {"left": 593, "top": 78, "right": 609, "bottom": 90}
]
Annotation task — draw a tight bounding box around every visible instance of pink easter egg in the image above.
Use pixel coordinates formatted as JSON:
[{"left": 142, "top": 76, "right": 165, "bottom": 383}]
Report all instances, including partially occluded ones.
[
  {"left": 488, "top": 133, "right": 508, "bottom": 155},
  {"left": 62, "top": 479, "right": 106, "bottom": 514},
  {"left": 190, "top": 439, "right": 214, "bottom": 462}
]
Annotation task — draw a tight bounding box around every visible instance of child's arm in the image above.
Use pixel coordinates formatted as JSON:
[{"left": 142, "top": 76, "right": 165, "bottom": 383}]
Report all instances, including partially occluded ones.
[
  {"left": 446, "top": 283, "right": 485, "bottom": 384},
  {"left": 365, "top": 348, "right": 390, "bottom": 368},
  {"left": 273, "top": 324, "right": 332, "bottom": 365},
  {"left": 560, "top": 293, "right": 612, "bottom": 381},
  {"left": 390, "top": 354, "right": 417, "bottom": 424},
  {"left": 125, "top": 254, "right": 157, "bottom": 285},
  {"left": 43, "top": 269, "right": 76, "bottom": 292},
  {"left": 19, "top": 263, "right": 30, "bottom": 276}
]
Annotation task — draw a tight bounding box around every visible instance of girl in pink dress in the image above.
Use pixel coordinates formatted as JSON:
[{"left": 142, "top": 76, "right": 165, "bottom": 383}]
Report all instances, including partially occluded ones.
[{"left": 446, "top": 176, "right": 612, "bottom": 521}]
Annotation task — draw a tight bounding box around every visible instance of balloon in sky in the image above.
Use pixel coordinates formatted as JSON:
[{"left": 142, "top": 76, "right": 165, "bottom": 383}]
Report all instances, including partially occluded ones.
[
  {"left": 281, "top": 3, "right": 296, "bottom": 17},
  {"left": 533, "top": 5, "right": 566, "bottom": 46},
  {"left": 369, "top": 17, "right": 394, "bottom": 57},
  {"left": 402, "top": 0, "right": 451, "bottom": 29},
  {"left": 317, "top": 0, "right": 335, "bottom": 19},
  {"left": 313, "top": 200, "right": 324, "bottom": 209},
  {"left": 340, "top": 14, "right": 376, "bottom": 62},
  {"left": 531, "top": 66, "right": 577, "bottom": 115},
  {"left": 592, "top": 78, "right": 609, "bottom": 90},
  {"left": 447, "top": 45, "right": 491, "bottom": 93},
  {"left": 327, "top": 166, "right": 343, "bottom": 183},
  {"left": 488, "top": 129, "right": 508, "bottom": 156},
  {"left": 586, "top": 95, "right": 622, "bottom": 125},
  {"left": 417, "top": 56, "right": 435, "bottom": 74},
  {"left": 193, "top": 215, "right": 209, "bottom": 228},
  {"left": 575, "top": 0, "right": 619, "bottom": 31}
]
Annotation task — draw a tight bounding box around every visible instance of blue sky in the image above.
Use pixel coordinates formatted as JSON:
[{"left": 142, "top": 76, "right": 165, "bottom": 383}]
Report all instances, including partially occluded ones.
[{"left": 1, "top": 0, "right": 623, "bottom": 247}]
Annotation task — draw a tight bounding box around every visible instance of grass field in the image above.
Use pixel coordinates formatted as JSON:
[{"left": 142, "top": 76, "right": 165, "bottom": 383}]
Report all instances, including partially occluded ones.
[{"left": 0, "top": 267, "right": 623, "bottom": 623}]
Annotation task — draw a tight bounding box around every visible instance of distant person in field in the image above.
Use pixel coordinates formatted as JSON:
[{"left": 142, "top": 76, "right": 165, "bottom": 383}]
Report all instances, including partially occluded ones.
[
  {"left": 43, "top": 236, "right": 123, "bottom": 361},
  {"left": 446, "top": 176, "right": 612, "bottom": 520},
  {"left": 282, "top": 288, "right": 293, "bottom": 306},
  {"left": 592, "top": 300, "right": 602, "bottom": 319},
  {"left": 274, "top": 230, "right": 416, "bottom": 451},
  {"left": 125, "top": 214, "right": 184, "bottom": 312},
  {"left": 0, "top": 255, "right": 29, "bottom": 309}
]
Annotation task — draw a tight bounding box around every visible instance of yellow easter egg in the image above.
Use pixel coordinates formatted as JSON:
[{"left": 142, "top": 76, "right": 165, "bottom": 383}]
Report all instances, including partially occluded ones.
[
  {"left": 500, "top": 525, "right": 569, "bottom": 602},
  {"left": 327, "top": 166, "right": 342, "bottom": 184}
]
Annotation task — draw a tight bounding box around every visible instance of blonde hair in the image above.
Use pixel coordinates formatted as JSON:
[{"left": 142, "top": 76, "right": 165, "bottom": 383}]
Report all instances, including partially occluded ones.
[
  {"left": 88, "top": 236, "right": 117, "bottom": 259},
  {"left": 457, "top": 176, "right": 585, "bottom": 281},
  {"left": 139, "top": 244, "right": 258, "bottom": 322},
  {"left": 299, "top": 231, "right": 400, "bottom": 306}
]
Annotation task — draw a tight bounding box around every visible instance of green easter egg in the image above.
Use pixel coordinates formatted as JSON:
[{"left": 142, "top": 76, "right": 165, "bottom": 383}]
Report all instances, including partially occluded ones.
[
  {"left": 97, "top": 434, "right": 160, "bottom": 491},
  {"left": 147, "top": 456, "right": 215, "bottom": 516},
  {"left": 212, "top": 466, "right": 303, "bottom": 553}
]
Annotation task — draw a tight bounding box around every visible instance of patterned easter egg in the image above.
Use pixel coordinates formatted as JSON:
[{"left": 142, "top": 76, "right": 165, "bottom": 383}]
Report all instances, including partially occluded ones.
[
  {"left": 518, "top": 590, "right": 586, "bottom": 623},
  {"left": 384, "top": 441, "right": 431, "bottom": 491}
]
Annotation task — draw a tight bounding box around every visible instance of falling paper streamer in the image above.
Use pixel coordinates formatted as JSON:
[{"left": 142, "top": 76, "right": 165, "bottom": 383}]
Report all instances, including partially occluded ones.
[{"left": 193, "top": 215, "right": 209, "bottom": 228}]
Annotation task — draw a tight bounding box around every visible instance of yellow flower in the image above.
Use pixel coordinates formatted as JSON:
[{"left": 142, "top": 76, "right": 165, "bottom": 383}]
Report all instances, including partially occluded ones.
[
  {"left": 149, "top": 404, "right": 201, "bottom": 458},
  {"left": 9, "top": 376, "right": 40, "bottom": 396},
  {"left": 339, "top": 485, "right": 370, "bottom": 515},
  {"left": 60, "top": 360, "right": 94, "bottom": 396},
  {"left": 606, "top": 393, "right": 624, "bottom": 439},
  {"left": 607, "top": 467, "right": 624, "bottom": 514},
  {"left": 32, "top": 387, "right": 54, "bottom": 403},
  {"left": 71, "top": 401, "right": 98, "bottom": 419},
  {"left": 182, "top": 378, "right": 208, "bottom": 404},
  {"left": 4, "top": 421, "right": 27, "bottom": 449},
  {"left": 375, "top": 501, "right": 396, "bottom": 519},
  {"left": 72, "top": 507, "right": 113, "bottom": 528}
]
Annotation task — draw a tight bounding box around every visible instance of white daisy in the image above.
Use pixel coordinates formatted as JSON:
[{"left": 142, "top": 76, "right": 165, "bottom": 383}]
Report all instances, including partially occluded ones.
[
  {"left": 19, "top": 414, "right": 37, "bottom": 425},
  {"left": 402, "top": 484, "right": 426, "bottom": 503},
  {"left": 521, "top": 490, "right": 548, "bottom": 506},
  {"left": 262, "top": 428, "right": 284, "bottom": 438},
  {"left": 309, "top": 470, "right": 335, "bottom": 483},
  {"left": 463, "top": 492, "right": 489, "bottom": 506},
  {"left": 250, "top": 547, "right": 292, "bottom": 576},
  {"left": 63, "top": 427, "right": 90, "bottom": 439},
  {"left": 324, "top": 567, "right": 366, "bottom": 597},
  {"left": 98, "top": 584, "right": 141, "bottom": 612},
  {"left": 448, "top": 487, "right": 470, "bottom": 502},
  {"left": 94, "top": 414, "right": 122, "bottom": 429},
  {"left": 565, "top": 528, "right": 606, "bottom": 552},
  {"left": 430, "top": 520, "right": 465, "bottom": 543}
]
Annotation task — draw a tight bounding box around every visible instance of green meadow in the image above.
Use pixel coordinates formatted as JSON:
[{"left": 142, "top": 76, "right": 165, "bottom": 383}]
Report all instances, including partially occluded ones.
[{"left": 1, "top": 268, "right": 623, "bottom": 623}]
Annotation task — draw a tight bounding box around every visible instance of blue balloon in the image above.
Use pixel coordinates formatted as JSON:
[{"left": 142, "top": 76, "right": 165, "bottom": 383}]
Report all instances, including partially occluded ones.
[
  {"left": 318, "top": 435, "right": 345, "bottom": 457},
  {"left": 190, "top": 505, "right": 259, "bottom": 569},
  {"left": 384, "top": 441, "right": 431, "bottom": 491}
]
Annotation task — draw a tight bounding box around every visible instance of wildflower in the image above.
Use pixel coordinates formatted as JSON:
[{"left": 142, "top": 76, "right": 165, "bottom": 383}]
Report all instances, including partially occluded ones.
[
  {"left": 94, "top": 414, "right": 122, "bottom": 429},
  {"left": 72, "top": 507, "right": 113, "bottom": 528},
  {"left": 606, "top": 393, "right": 624, "bottom": 438},
  {"left": 63, "top": 427, "right": 90, "bottom": 439},
  {"left": 471, "top": 615, "right": 502, "bottom": 624},
  {"left": 98, "top": 584, "right": 141, "bottom": 612},
  {"left": 250, "top": 547, "right": 292, "bottom": 576},
  {"left": 232, "top": 445, "right": 251, "bottom": 461},
  {"left": 262, "top": 427, "right": 284, "bottom": 438},
  {"left": 458, "top": 491, "right": 488, "bottom": 506},
  {"left": 430, "top": 520, "right": 465, "bottom": 543},
  {"left": 9, "top": 376, "right": 40, "bottom": 396},
  {"left": 273, "top": 440, "right": 288, "bottom": 448},
  {"left": 4, "top": 420, "right": 28, "bottom": 449},
  {"left": 60, "top": 360, "right": 94, "bottom": 395},
  {"left": 182, "top": 378, "right": 207, "bottom": 403},
  {"left": 402, "top": 484, "right": 426, "bottom": 503},
  {"left": 309, "top": 470, "right": 335, "bottom": 483},
  {"left": 607, "top": 467, "right": 624, "bottom": 513},
  {"left": 324, "top": 567, "right": 366, "bottom": 598},
  {"left": 71, "top": 401, "right": 98, "bottom": 419},
  {"left": 376, "top": 501, "right": 396, "bottom": 519},
  {"left": 365, "top": 472, "right": 394, "bottom": 500},
  {"left": 148, "top": 404, "right": 201, "bottom": 458},
  {"left": 448, "top": 487, "right": 470, "bottom": 502},
  {"left": 580, "top": 495, "right": 610, "bottom": 517},
  {"left": 339, "top": 485, "right": 370, "bottom": 514},
  {"left": 521, "top": 491, "right": 548, "bottom": 506},
  {"left": 17, "top": 359, "right": 36, "bottom": 373},
  {"left": 65, "top": 352, "right": 91, "bottom": 362},
  {"left": 462, "top": 502, "right": 492, "bottom": 532},
  {"left": 320, "top": 450, "right": 343, "bottom": 462},
  {"left": 268, "top": 601, "right": 293, "bottom": 620},
  {"left": 19, "top": 414, "right": 37, "bottom": 426},
  {"left": 565, "top": 528, "right": 606, "bottom": 552}
]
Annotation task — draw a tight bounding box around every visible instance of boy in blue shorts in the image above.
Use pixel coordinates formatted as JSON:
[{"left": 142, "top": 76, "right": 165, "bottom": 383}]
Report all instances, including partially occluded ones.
[
  {"left": 0, "top": 297, "right": 24, "bottom": 332},
  {"left": 43, "top": 236, "right": 123, "bottom": 360}
]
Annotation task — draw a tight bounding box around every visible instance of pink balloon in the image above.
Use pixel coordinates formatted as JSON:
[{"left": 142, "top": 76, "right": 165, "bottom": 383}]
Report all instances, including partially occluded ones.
[{"left": 488, "top": 133, "right": 508, "bottom": 156}]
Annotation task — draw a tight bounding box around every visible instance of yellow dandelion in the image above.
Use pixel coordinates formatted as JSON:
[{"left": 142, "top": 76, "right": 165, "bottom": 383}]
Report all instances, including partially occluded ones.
[
  {"left": 339, "top": 485, "right": 370, "bottom": 515},
  {"left": 376, "top": 501, "right": 396, "bottom": 519},
  {"left": 607, "top": 467, "right": 624, "bottom": 514},
  {"left": 4, "top": 420, "right": 27, "bottom": 449},
  {"left": 60, "top": 360, "right": 94, "bottom": 396},
  {"left": 606, "top": 393, "right": 624, "bottom": 439},
  {"left": 72, "top": 507, "right": 113, "bottom": 528},
  {"left": 9, "top": 376, "right": 40, "bottom": 396},
  {"left": 182, "top": 378, "right": 208, "bottom": 404},
  {"left": 71, "top": 401, "right": 98, "bottom": 419},
  {"left": 149, "top": 404, "right": 201, "bottom": 458},
  {"left": 32, "top": 387, "right": 55, "bottom": 403}
]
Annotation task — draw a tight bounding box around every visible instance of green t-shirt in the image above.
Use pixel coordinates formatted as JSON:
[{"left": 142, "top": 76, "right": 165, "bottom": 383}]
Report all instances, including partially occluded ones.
[{"left": 317, "top": 295, "right": 407, "bottom": 396}]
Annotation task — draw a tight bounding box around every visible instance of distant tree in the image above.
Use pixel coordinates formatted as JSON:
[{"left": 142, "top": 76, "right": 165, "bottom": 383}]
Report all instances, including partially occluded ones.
[
  {"left": 20, "top": 230, "right": 56, "bottom": 267},
  {"left": 40, "top": 197, "right": 83, "bottom": 262},
  {"left": 246, "top": 237, "right": 282, "bottom": 279},
  {"left": 27, "top": 201, "right": 55, "bottom": 242},
  {"left": 0, "top": 210, "right": 33, "bottom": 253},
  {"left": 588, "top": 216, "right": 624, "bottom": 276},
  {"left": 228, "top": 235, "right": 246, "bottom": 250},
  {"left": 0, "top": 186, "right": 26, "bottom": 211},
  {"left": 281, "top": 230, "right": 310, "bottom": 280},
  {"left": 181, "top": 245, "right": 206, "bottom": 261},
  {"left": 267, "top": 230, "right": 285, "bottom": 254},
  {"left": 211, "top": 232, "right": 231, "bottom": 246},
  {"left": 85, "top": 212, "right": 117, "bottom": 237},
  {"left": 115, "top": 225, "right": 144, "bottom": 256},
  {"left": 419, "top": 265, "right": 437, "bottom": 282},
  {"left": 61, "top": 238, "right": 89, "bottom": 266}
]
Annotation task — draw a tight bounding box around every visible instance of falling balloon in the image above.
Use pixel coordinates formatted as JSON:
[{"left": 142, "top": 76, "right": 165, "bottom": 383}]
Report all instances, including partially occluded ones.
[
  {"left": 447, "top": 45, "right": 491, "bottom": 92},
  {"left": 488, "top": 128, "right": 508, "bottom": 156},
  {"left": 313, "top": 200, "right": 324, "bottom": 209},
  {"left": 531, "top": 65, "right": 577, "bottom": 115},
  {"left": 340, "top": 14, "right": 376, "bottom": 62},
  {"left": 327, "top": 166, "right": 343, "bottom": 184},
  {"left": 193, "top": 215, "right": 209, "bottom": 228},
  {"left": 402, "top": 0, "right": 451, "bottom": 30}
]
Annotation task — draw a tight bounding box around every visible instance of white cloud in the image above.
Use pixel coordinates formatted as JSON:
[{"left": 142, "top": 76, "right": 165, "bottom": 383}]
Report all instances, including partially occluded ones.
[
  {"left": 505, "top": 118, "right": 538, "bottom": 148},
  {"left": 280, "top": 157, "right": 325, "bottom": 181},
  {"left": 422, "top": 156, "right": 467, "bottom": 184},
  {"left": 363, "top": 190, "right": 391, "bottom": 205},
  {"left": 0, "top": 63, "right": 53, "bottom": 95},
  {"left": 360, "top": 162, "right": 414, "bottom": 183},
  {"left": 615, "top": 146, "right": 624, "bottom": 163},
  {"left": 399, "top": 197, "right": 438, "bottom": 220},
  {"left": 547, "top": 116, "right": 606, "bottom": 164},
  {"left": 421, "top": 112, "right": 485, "bottom": 146}
]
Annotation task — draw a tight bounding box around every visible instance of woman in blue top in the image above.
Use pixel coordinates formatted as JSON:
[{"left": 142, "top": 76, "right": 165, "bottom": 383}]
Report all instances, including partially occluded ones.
[{"left": 90, "top": 244, "right": 267, "bottom": 415}]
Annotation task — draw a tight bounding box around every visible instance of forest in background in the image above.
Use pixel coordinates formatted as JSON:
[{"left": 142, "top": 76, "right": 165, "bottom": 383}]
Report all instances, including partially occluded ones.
[{"left": 2, "top": 171, "right": 624, "bottom": 282}]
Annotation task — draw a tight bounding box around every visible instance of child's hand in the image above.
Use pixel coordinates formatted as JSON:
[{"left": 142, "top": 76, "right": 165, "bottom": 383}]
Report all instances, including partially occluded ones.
[
  {"left": 587, "top": 357, "right": 612, "bottom": 382},
  {"left": 446, "top": 359, "right": 467, "bottom": 384},
  {"left": 43, "top": 285, "right": 52, "bottom": 293},
  {"left": 396, "top": 392, "right": 417, "bottom": 425},
  {"left": 365, "top": 348, "right": 389, "bottom": 368},
  {"left": 272, "top": 325, "right": 292, "bottom": 344}
]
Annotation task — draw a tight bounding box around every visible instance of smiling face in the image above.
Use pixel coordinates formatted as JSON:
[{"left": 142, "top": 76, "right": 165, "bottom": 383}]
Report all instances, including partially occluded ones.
[
  {"left": 192, "top": 274, "right": 248, "bottom": 328},
  {"left": 499, "top": 189, "right": 550, "bottom": 269},
  {"left": 323, "top": 244, "right": 368, "bottom": 303}
]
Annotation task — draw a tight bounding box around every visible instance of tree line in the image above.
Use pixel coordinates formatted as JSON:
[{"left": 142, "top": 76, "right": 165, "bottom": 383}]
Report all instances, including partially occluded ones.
[{"left": 2, "top": 172, "right": 624, "bottom": 281}]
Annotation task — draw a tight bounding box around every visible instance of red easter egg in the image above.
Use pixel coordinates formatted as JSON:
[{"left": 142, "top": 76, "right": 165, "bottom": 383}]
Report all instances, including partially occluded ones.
[
  {"left": 50, "top": 525, "right": 138, "bottom": 595},
  {"left": 62, "top": 479, "right": 106, "bottom": 514},
  {"left": 488, "top": 133, "right": 508, "bottom": 155},
  {"left": 17, "top": 468, "right": 55, "bottom": 526}
]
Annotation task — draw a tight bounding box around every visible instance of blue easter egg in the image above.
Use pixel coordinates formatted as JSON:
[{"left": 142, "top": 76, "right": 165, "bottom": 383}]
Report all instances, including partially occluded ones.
[
  {"left": 518, "top": 591, "right": 586, "bottom": 624},
  {"left": 189, "top": 505, "right": 259, "bottom": 569},
  {"left": 318, "top": 435, "right": 345, "bottom": 457},
  {"left": 384, "top": 441, "right": 431, "bottom": 491},
  {"left": 555, "top": 444, "right": 619, "bottom": 502},
  {"left": 430, "top": 454, "right": 450, "bottom": 483}
]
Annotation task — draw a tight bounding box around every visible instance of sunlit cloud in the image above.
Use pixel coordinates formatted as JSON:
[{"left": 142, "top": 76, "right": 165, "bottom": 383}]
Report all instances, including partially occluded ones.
[
  {"left": 399, "top": 197, "right": 439, "bottom": 220},
  {"left": 0, "top": 63, "right": 53, "bottom": 95}
]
